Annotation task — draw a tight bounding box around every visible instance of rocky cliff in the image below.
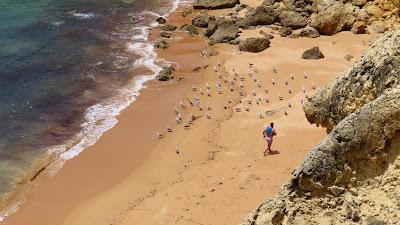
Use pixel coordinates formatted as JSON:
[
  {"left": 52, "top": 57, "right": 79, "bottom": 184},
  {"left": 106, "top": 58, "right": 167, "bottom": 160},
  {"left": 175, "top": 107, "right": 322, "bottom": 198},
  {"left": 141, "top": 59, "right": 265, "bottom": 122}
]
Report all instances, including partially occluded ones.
[{"left": 240, "top": 29, "right": 400, "bottom": 225}]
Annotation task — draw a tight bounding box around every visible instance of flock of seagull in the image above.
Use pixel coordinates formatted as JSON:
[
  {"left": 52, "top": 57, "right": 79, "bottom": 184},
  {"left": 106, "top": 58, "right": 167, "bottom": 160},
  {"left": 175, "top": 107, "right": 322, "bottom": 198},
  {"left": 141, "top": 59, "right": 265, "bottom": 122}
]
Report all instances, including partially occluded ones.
[{"left": 156, "top": 60, "right": 320, "bottom": 153}]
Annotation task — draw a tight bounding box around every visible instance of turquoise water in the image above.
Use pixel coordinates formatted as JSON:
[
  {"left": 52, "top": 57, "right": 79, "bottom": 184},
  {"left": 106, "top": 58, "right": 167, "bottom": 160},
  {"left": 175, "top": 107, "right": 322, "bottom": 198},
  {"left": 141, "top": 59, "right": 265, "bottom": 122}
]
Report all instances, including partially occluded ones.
[{"left": 0, "top": 0, "right": 174, "bottom": 211}]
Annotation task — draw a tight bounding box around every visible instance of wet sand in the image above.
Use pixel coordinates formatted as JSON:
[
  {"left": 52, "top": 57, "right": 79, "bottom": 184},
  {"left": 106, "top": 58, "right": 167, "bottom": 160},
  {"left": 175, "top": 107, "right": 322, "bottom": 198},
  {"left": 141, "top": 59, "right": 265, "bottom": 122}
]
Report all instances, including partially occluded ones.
[{"left": 2, "top": 3, "right": 380, "bottom": 225}]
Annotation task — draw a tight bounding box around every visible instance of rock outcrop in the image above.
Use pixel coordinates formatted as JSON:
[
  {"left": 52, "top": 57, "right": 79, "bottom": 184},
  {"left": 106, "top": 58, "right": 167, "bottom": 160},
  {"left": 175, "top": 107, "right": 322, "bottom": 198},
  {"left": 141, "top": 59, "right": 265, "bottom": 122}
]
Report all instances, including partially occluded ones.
[
  {"left": 239, "top": 37, "right": 271, "bottom": 52},
  {"left": 192, "top": 12, "right": 213, "bottom": 28},
  {"left": 156, "top": 66, "right": 175, "bottom": 81},
  {"left": 279, "top": 10, "right": 308, "bottom": 29},
  {"left": 237, "top": 6, "right": 277, "bottom": 27},
  {"left": 301, "top": 46, "right": 325, "bottom": 59},
  {"left": 241, "top": 29, "right": 400, "bottom": 225},
  {"left": 193, "top": 0, "right": 240, "bottom": 9},
  {"left": 209, "top": 19, "right": 239, "bottom": 45}
]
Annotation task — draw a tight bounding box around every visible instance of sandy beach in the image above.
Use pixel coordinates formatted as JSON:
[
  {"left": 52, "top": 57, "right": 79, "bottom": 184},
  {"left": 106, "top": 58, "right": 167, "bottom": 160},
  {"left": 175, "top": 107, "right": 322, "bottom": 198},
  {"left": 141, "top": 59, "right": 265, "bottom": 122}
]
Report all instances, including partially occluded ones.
[{"left": 1, "top": 2, "right": 382, "bottom": 225}]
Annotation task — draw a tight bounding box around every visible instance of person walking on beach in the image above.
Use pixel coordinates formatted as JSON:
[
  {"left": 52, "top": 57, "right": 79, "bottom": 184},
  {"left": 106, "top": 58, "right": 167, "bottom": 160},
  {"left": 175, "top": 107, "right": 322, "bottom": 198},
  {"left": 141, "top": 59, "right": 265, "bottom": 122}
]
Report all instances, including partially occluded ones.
[{"left": 263, "top": 122, "right": 276, "bottom": 156}]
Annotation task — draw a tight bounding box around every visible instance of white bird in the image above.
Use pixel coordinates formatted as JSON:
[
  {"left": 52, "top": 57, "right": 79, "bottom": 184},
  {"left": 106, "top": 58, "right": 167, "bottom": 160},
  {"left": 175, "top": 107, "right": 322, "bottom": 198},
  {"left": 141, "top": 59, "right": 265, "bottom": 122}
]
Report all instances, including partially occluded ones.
[
  {"left": 305, "top": 93, "right": 309, "bottom": 98},
  {"left": 259, "top": 113, "right": 264, "bottom": 119},
  {"left": 265, "top": 97, "right": 269, "bottom": 103},
  {"left": 290, "top": 74, "right": 295, "bottom": 80},
  {"left": 288, "top": 87, "right": 292, "bottom": 94},
  {"left": 240, "top": 81, "right": 244, "bottom": 88},
  {"left": 285, "top": 78, "right": 288, "bottom": 85},
  {"left": 198, "top": 105, "right": 203, "bottom": 110},
  {"left": 278, "top": 93, "right": 283, "bottom": 101},
  {"left": 156, "top": 131, "right": 164, "bottom": 139},
  {"left": 180, "top": 101, "right": 186, "bottom": 108},
  {"left": 302, "top": 85, "right": 306, "bottom": 93},
  {"left": 213, "top": 66, "right": 218, "bottom": 72},
  {"left": 217, "top": 71, "right": 222, "bottom": 78},
  {"left": 272, "top": 78, "right": 276, "bottom": 85},
  {"left": 207, "top": 89, "right": 211, "bottom": 97},
  {"left": 227, "top": 97, "right": 232, "bottom": 103},
  {"left": 304, "top": 72, "right": 308, "bottom": 79},
  {"left": 288, "top": 101, "right": 292, "bottom": 108},
  {"left": 206, "top": 83, "right": 210, "bottom": 89},
  {"left": 175, "top": 145, "right": 180, "bottom": 154},
  {"left": 312, "top": 82, "right": 316, "bottom": 90},
  {"left": 253, "top": 76, "right": 257, "bottom": 82},
  {"left": 223, "top": 102, "right": 227, "bottom": 109},
  {"left": 167, "top": 125, "right": 172, "bottom": 132},
  {"left": 252, "top": 89, "right": 256, "bottom": 96}
]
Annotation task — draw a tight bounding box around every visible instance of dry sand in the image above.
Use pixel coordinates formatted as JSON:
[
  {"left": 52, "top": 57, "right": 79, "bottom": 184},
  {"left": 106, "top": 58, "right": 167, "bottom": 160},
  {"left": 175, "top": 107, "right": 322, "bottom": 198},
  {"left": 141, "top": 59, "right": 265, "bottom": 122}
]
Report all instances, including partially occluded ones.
[{"left": 2, "top": 3, "right": 380, "bottom": 225}]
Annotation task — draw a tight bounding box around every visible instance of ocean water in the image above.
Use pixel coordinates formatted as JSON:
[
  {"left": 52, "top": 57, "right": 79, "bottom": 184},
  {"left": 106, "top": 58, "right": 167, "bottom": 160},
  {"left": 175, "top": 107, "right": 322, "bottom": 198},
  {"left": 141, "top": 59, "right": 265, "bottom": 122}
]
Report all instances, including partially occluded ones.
[{"left": 0, "top": 0, "right": 181, "bottom": 218}]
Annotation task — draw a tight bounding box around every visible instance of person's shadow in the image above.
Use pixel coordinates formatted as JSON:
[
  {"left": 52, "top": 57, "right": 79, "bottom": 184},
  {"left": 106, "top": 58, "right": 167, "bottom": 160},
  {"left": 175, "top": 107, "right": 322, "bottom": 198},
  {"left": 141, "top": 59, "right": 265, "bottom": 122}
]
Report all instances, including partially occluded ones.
[{"left": 268, "top": 150, "right": 280, "bottom": 155}]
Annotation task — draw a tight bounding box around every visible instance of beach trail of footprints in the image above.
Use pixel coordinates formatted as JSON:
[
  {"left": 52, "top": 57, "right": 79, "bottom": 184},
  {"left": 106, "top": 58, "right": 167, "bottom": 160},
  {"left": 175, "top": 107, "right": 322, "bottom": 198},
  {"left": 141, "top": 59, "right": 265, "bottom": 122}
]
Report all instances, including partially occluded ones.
[{"left": 156, "top": 60, "right": 319, "bottom": 153}]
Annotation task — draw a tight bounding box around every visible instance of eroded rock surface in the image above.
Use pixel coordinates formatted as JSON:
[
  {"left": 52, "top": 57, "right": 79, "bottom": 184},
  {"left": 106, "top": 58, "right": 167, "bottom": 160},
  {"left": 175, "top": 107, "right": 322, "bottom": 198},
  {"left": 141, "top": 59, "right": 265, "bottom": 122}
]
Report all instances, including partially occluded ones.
[{"left": 240, "top": 29, "right": 400, "bottom": 225}]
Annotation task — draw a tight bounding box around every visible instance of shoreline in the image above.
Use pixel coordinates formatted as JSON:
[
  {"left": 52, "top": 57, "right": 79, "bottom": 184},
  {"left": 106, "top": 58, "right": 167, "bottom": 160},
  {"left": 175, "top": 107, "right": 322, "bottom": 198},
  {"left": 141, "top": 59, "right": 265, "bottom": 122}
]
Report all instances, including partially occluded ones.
[
  {"left": 1, "top": 1, "right": 383, "bottom": 224},
  {"left": 0, "top": 1, "right": 199, "bottom": 223}
]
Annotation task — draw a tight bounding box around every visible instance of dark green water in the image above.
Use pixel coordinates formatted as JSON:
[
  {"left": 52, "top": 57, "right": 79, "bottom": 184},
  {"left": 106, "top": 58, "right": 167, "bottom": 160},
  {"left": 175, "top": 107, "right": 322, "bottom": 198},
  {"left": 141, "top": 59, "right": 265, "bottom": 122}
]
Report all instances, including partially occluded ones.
[{"left": 0, "top": 0, "right": 177, "bottom": 216}]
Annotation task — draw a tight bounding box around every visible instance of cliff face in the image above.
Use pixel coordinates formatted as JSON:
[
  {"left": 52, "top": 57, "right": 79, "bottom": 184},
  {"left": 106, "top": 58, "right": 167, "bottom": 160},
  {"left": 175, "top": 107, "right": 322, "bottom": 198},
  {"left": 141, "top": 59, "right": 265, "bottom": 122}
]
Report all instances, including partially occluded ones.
[{"left": 241, "top": 29, "right": 400, "bottom": 225}]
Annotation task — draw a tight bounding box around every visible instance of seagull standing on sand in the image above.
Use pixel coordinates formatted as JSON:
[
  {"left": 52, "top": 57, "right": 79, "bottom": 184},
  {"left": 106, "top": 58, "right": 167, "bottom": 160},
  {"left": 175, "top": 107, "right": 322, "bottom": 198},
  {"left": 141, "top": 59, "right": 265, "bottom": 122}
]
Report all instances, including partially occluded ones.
[
  {"left": 167, "top": 125, "right": 172, "bottom": 132},
  {"left": 272, "top": 66, "right": 278, "bottom": 73},
  {"left": 288, "top": 101, "right": 292, "bottom": 108},
  {"left": 156, "top": 131, "right": 164, "bottom": 139},
  {"left": 175, "top": 145, "right": 180, "bottom": 154},
  {"left": 285, "top": 78, "right": 288, "bottom": 85},
  {"left": 302, "top": 85, "right": 306, "bottom": 93},
  {"left": 304, "top": 72, "right": 308, "bottom": 79},
  {"left": 288, "top": 86, "right": 292, "bottom": 94},
  {"left": 312, "top": 82, "right": 316, "bottom": 90},
  {"left": 180, "top": 101, "right": 186, "bottom": 108},
  {"left": 290, "top": 74, "right": 295, "bottom": 80},
  {"left": 206, "top": 83, "right": 210, "bottom": 89},
  {"left": 272, "top": 78, "right": 276, "bottom": 85}
]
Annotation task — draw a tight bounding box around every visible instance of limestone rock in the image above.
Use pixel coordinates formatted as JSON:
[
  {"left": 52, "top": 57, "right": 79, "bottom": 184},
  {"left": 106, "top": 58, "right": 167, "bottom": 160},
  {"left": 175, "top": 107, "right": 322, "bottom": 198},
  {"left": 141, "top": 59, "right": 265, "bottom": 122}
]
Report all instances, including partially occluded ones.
[
  {"left": 209, "top": 19, "right": 239, "bottom": 45},
  {"left": 193, "top": 0, "right": 240, "bottom": 10},
  {"left": 192, "top": 12, "right": 212, "bottom": 28},
  {"left": 372, "top": 21, "right": 388, "bottom": 33},
  {"left": 156, "top": 17, "right": 166, "bottom": 24},
  {"left": 301, "top": 46, "right": 325, "bottom": 59},
  {"left": 156, "top": 66, "right": 175, "bottom": 81},
  {"left": 353, "top": 0, "right": 367, "bottom": 7},
  {"left": 279, "top": 10, "right": 308, "bottom": 29},
  {"left": 239, "top": 37, "right": 270, "bottom": 52},
  {"left": 160, "top": 31, "right": 172, "bottom": 38},
  {"left": 299, "top": 26, "right": 320, "bottom": 38},
  {"left": 160, "top": 24, "right": 177, "bottom": 31},
  {"left": 181, "top": 6, "right": 192, "bottom": 17},
  {"left": 180, "top": 24, "right": 199, "bottom": 36},
  {"left": 237, "top": 6, "right": 277, "bottom": 27},
  {"left": 310, "top": 2, "right": 355, "bottom": 35},
  {"left": 279, "top": 27, "right": 293, "bottom": 37},
  {"left": 351, "top": 21, "right": 367, "bottom": 34},
  {"left": 154, "top": 39, "right": 169, "bottom": 49},
  {"left": 365, "top": 5, "right": 384, "bottom": 19}
]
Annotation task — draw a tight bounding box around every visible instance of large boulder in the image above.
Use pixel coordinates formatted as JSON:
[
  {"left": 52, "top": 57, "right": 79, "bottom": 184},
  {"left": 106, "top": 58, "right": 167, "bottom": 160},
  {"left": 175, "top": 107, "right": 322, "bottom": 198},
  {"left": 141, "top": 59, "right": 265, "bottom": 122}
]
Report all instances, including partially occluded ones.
[
  {"left": 205, "top": 16, "right": 220, "bottom": 37},
  {"left": 299, "top": 26, "right": 320, "bottom": 38},
  {"left": 279, "top": 27, "right": 293, "bottom": 37},
  {"left": 193, "top": 0, "right": 240, "bottom": 9},
  {"left": 239, "top": 38, "right": 270, "bottom": 52},
  {"left": 310, "top": 3, "right": 356, "bottom": 35},
  {"left": 371, "top": 21, "right": 388, "bottom": 33},
  {"left": 156, "top": 66, "right": 175, "bottom": 81},
  {"left": 209, "top": 19, "right": 239, "bottom": 45},
  {"left": 192, "top": 12, "right": 213, "bottom": 28},
  {"left": 301, "top": 46, "right": 325, "bottom": 59},
  {"left": 279, "top": 10, "right": 308, "bottom": 29},
  {"left": 237, "top": 6, "right": 277, "bottom": 27},
  {"left": 351, "top": 21, "right": 367, "bottom": 34}
]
